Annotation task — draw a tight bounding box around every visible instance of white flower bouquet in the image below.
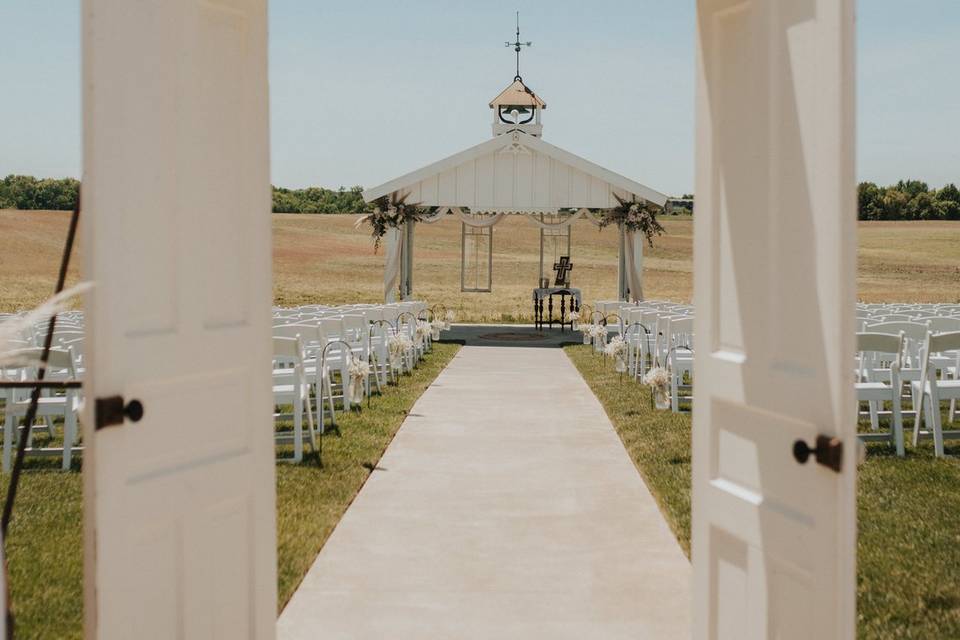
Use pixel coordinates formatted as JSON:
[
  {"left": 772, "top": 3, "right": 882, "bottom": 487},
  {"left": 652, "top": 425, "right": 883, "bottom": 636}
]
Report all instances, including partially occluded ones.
[
  {"left": 415, "top": 320, "right": 431, "bottom": 348},
  {"left": 569, "top": 310, "right": 580, "bottom": 331},
  {"left": 387, "top": 333, "right": 412, "bottom": 371},
  {"left": 605, "top": 335, "right": 628, "bottom": 372},
  {"left": 643, "top": 366, "right": 671, "bottom": 409},
  {"left": 581, "top": 322, "right": 593, "bottom": 344},
  {"left": 444, "top": 309, "right": 456, "bottom": 330},
  {"left": 347, "top": 357, "right": 371, "bottom": 405}
]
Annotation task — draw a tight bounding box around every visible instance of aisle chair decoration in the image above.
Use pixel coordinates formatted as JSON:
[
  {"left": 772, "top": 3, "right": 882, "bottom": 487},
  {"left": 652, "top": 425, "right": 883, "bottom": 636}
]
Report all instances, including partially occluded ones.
[
  {"left": 643, "top": 366, "right": 671, "bottom": 410},
  {"left": 387, "top": 332, "right": 413, "bottom": 374},
  {"left": 605, "top": 335, "right": 628, "bottom": 376},
  {"left": 347, "top": 356, "right": 371, "bottom": 407}
]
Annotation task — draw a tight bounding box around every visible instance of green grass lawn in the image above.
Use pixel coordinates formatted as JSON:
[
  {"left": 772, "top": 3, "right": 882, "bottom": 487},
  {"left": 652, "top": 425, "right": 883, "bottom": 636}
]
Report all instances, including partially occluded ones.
[
  {"left": 0, "top": 342, "right": 459, "bottom": 639},
  {"left": 565, "top": 344, "right": 960, "bottom": 640}
]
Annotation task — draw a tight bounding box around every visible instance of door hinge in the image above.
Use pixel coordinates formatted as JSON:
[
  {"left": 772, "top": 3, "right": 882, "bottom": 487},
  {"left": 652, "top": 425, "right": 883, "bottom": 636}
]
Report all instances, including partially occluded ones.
[
  {"left": 792, "top": 435, "right": 843, "bottom": 473},
  {"left": 95, "top": 396, "right": 144, "bottom": 430}
]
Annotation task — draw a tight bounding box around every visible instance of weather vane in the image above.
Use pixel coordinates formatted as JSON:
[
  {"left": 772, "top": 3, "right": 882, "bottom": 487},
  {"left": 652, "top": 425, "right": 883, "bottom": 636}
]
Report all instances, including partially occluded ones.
[{"left": 505, "top": 11, "right": 532, "bottom": 81}]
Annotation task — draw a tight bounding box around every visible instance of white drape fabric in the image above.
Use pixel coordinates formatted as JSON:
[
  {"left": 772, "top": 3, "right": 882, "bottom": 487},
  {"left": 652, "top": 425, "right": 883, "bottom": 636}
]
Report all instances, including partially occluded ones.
[
  {"left": 523, "top": 208, "right": 603, "bottom": 230},
  {"left": 383, "top": 227, "right": 402, "bottom": 303},
  {"left": 623, "top": 229, "right": 645, "bottom": 302}
]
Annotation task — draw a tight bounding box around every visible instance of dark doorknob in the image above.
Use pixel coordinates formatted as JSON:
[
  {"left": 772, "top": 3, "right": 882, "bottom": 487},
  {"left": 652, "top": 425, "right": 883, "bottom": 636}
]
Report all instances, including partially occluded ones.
[
  {"left": 793, "top": 435, "right": 843, "bottom": 473},
  {"left": 95, "top": 395, "right": 145, "bottom": 430}
]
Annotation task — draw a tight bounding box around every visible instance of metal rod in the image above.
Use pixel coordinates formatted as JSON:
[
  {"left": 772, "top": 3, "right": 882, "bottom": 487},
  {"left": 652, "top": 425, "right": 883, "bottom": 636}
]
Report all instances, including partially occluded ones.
[
  {"left": 3, "top": 203, "right": 79, "bottom": 537},
  {"left": 0, "top": 381, "right": 82, "bottom": 390}
]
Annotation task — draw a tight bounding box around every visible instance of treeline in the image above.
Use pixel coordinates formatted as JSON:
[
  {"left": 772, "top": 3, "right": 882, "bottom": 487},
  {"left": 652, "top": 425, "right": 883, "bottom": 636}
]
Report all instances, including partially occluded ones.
[
  {"left": 5, "top": 174, "right": 959, "bottom": 221},
  {"left": 271, "top": 185, "right": 367, "bottom": 213},
  {"left": 0, "top": 175, "right": 369, "bottom": 214},
  {"left": 0, "top": 175, "right": 79, "bottom": 210},
  {"left": 859, "top": 180, "right": 960, "bottom": 220}
]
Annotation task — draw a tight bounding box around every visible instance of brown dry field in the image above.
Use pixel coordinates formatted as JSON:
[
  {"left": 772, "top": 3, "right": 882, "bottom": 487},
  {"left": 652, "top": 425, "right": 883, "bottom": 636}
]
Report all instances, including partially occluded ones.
[{"left": 2, "top": 210, "right": 959, "bottom": 321}]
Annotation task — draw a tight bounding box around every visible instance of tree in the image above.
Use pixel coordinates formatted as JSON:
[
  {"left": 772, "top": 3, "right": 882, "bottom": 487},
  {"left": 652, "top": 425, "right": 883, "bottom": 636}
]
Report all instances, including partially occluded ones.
[
  {"left": 936, "top": 183, "right": 960, "bottom": 206},
  {"left": 896, "top": 179, "right": 929, "bottom": 200},
  {"left": 907, "top": 191, "right": 938, "bottom": 220},
  {"left": 857, "top": 182, "right": 883, "bottom": 220},
  {"left": 880, "top": 188, "right": 909, "bottom": 220}
]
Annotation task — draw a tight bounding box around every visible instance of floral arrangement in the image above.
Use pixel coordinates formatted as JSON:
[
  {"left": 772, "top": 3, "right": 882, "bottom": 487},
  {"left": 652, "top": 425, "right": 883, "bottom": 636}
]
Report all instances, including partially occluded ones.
[
  {"left": 355, "top": 192, "right": 427, "bottom": 252},
  {"left": 569, "top": 310, "right": 580, "bottom": 331},
  {"left": 387, "top": 333, "right": 413, "bottom": 370},
  {"left": 430, "top": 321, "right": 441, "bottom": 341},
  {"left": 643, "top": 366, "right": 672, "bottom": 409},
  {"left": 604, "top": 334, "right": 626, "bottom": 356},
  {"left": 581, "top": 322, "right": 593, "bottom": 344},
  {"left": 588, "top": 323, "right": 609, "bottom": 341},
  {"left": 415, "top": 320, "right": 431, "bottom": 347},
  {"left": 643, "top": 366, "right": 671, "bottom": 391},
  {"left": 598, "top": 194, "right": 666, "bottom": 247},
  {"left": 444, "top": 309, "right": 456, "bottom": 329},
  {"left": 347, "top": 356, "right": 371, "bottom": 405},
  {"left": 605, "top": 335, "right": 628, "bottom": 373}
]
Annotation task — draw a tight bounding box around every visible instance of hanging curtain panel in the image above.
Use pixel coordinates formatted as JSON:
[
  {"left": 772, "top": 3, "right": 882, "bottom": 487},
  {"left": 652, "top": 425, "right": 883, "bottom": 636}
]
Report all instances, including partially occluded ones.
[
  {"left": 461, "top": 221, "right": 493, "bottom": 292},
  {"left": 538, "top": 213, "right": 571, "bottom": 286}
]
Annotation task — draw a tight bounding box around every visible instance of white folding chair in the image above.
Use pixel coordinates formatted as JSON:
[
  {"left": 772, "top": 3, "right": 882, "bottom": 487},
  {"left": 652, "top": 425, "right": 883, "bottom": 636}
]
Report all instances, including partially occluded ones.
[
  {"left": 272, "top": 336, "right": 317, "bottom": 464},
  {"left": 855, "top": 332, "right": 905, "bottom": 456},
  {"left": 911, "top": 331, "right": 960, "bottom": 457},
  {"left": 2, "top": 347, "right": 82, "bottom": 471}
]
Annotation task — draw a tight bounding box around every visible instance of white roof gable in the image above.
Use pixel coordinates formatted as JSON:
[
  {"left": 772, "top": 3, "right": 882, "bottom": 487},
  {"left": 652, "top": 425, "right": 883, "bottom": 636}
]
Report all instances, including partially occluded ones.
[{"left": 362, "top": 131, "right": 668, "bottom": 210}]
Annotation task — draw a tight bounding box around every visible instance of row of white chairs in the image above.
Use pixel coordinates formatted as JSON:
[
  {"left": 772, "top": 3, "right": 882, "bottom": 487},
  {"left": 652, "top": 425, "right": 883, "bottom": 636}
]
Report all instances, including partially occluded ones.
[
  {"left": 270, "top": 301, "right": 441, "bottom": 463},
  {"left": 590, "top": 300, "right": 695, "bottom": 413},
  {"left": 0, "top": 302, "right": 448, "bottom": 469},
  {"left": 586, "top": 301, "right": 960, "bottom": 454},
  {"left": 0, "top": 310, "right": 86, "bottom": 471}
]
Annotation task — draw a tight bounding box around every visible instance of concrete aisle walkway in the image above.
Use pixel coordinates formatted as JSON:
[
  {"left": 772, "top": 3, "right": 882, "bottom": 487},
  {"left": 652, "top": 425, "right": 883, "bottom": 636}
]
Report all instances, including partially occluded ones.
[{"left": 278, "top": 346, "right": 691, "bottom": 639}]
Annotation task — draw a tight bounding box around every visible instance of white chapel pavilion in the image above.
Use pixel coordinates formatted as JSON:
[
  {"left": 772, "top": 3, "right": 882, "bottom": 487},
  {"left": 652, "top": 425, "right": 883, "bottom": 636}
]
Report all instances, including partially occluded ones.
[{"left": 362, "top": 71, "right": 670, "bottom": 306}]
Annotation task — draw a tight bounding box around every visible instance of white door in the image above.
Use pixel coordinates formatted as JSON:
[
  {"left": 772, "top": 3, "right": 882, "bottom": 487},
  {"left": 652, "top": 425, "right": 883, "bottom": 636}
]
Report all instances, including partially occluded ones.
[
  {"left": 692, "top": 1, "right": 856, "bottom": 639},
  {"left": 81, "top": 1, "right": 275, "bottom": 638}
]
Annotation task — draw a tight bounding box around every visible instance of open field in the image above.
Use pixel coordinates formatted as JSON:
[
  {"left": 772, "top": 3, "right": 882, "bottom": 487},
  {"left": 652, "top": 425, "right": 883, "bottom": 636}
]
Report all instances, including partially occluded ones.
[{"left": 2, "top": 210, "right": 960, "bottom": 319}]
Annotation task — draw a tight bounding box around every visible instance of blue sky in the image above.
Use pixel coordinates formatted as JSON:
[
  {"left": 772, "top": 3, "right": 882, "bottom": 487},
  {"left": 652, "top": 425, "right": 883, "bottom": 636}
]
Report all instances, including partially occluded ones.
[{"left": 2, "top": 1, "right": 958, "bottom": 195}]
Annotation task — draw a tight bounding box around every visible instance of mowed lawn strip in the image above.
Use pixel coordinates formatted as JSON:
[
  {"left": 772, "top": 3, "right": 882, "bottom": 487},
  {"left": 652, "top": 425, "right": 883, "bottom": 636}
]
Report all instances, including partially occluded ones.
[
  {"left": 0, "top": 342, "right": 459, "bottom": 638},
  {"left": 565, "top": 344, "right": 960, "bottom": 640}
]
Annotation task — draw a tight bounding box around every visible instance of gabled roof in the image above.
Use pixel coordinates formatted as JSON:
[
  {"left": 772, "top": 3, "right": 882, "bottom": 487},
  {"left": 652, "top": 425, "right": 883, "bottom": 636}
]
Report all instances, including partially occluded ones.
[
  {"left": 363, "top": 131, "right": 668, "bottom": 210},
  {"left": 489, "top": 79, "right": 546, "bottom": 109}
]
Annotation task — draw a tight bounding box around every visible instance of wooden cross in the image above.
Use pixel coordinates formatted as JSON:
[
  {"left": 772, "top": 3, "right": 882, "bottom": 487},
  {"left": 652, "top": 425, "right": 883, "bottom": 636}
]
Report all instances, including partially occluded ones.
[{"left": 553, "top": 256, "right": 573, "bottom": 286}]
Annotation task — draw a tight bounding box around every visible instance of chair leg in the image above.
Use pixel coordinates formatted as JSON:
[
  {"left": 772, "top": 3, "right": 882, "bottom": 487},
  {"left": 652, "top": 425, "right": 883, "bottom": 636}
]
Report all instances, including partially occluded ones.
[
  {"left": 292, "top": 399, "right": 303, "bottom": 464},
  {"left": 891, "top": 389, "right": 904, "bottom": 457},
  {"left": 63, "top": 409, "right": 76, "bottom": 470},
  {"left": 3, "top": 413, "right": 14, "bottom": 473},
  {"left": 912, "top": 388, "right": 924, "bottom": 447},
  {"left": 303, "top": 387, "right": 317, "bottom": 452},
  {"left": 930, "top": 393, "right": 945, "bottom": 457},
  {"left": 868, "top": 400, "right": 879, "bottom": 431}
]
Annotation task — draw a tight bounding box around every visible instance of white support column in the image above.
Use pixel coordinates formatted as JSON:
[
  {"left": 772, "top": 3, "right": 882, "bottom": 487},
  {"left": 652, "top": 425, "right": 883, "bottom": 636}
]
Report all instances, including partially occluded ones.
[
  {"left": 617, "top": 225, "right": 628, "bottom": 301},
  {"left": 624, "top": 230, "right": 645, "bottom": 302},
  {"left": 402, "top": 221, "right": 415, "bottom": 300},
  {"left": 384, "top": 227, "right": 401, "bottom": 303}
]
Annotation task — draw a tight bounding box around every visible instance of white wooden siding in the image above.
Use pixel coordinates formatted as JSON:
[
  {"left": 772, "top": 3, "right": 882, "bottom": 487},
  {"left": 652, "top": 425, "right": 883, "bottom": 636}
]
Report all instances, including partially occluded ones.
[{"left": 363, "top": 131, "right": 668, "bottom": 210}]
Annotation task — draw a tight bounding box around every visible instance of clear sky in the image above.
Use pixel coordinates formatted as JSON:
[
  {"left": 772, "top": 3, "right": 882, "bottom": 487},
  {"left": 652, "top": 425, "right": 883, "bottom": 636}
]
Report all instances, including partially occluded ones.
[{"left": 2, "top": 1, "right": 958, "bottom": 195}]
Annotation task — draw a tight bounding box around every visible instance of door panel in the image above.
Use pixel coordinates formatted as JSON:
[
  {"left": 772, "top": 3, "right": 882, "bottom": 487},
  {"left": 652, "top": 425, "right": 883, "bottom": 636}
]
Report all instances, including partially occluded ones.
[
  {"left": 82, "top": 0, "right": 276, "bottom": 638},
  {"left": 693, "top": 0, "right": 856, "bottom": 638}
]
